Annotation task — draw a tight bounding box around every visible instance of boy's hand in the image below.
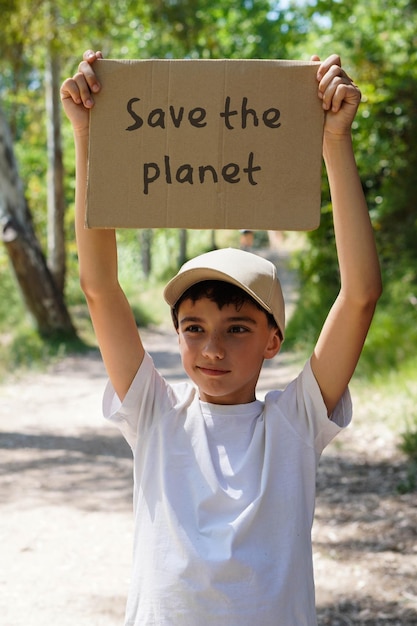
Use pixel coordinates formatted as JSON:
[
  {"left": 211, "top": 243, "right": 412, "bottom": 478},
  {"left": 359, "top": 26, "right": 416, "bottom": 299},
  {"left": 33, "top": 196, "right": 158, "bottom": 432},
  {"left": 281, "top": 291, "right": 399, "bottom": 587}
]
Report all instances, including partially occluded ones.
[
  {"left": 312, "top": 54, "right": 361, "bottom": 138},
  {"left": 60, "top": 50, "right": 103, "bottom": 136}
]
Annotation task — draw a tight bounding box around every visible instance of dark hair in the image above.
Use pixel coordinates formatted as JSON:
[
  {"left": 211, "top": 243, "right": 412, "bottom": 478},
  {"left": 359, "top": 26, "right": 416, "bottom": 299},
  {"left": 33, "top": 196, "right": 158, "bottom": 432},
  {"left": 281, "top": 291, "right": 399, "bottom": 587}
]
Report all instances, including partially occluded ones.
[{"left": 172, "top": 280, "right": 278, "bottom": 332}]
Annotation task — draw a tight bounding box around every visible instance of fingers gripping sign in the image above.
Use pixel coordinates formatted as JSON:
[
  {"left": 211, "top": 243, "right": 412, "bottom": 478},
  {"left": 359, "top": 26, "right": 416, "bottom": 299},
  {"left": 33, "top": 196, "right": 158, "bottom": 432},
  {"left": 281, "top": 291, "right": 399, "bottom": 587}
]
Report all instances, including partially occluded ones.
[
  {"left": 60, "top": 50, "right": 103, "bottom": 135},
  {"left": 77, "top": 50, "right": 103, "bottom": 102},
  {"left": 312, "top": 54, "right": 361, "bottom": 137}
]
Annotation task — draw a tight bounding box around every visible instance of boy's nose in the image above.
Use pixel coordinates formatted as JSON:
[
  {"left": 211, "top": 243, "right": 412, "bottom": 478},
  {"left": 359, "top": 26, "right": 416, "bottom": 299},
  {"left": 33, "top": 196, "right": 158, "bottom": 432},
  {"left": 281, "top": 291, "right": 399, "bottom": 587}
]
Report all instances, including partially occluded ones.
[{"left": 202, "top": 333, "right": 225, "bottom": 359}]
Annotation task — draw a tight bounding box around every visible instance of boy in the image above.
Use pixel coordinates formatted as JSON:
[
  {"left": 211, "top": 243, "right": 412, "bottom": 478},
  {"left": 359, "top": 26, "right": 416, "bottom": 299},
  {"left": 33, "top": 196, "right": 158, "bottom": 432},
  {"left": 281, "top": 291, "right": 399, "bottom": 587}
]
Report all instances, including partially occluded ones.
[{"left": 61, "top": 51, "right": 381, "bottom": 625}]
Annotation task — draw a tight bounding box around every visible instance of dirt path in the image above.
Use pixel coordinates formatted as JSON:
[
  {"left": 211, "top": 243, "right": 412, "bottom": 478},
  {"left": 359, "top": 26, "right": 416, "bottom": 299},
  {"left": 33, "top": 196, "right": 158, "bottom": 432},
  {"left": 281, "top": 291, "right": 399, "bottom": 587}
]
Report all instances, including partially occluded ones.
[{"left": 1, "top": 252, "right": 416, "bottom": 624}]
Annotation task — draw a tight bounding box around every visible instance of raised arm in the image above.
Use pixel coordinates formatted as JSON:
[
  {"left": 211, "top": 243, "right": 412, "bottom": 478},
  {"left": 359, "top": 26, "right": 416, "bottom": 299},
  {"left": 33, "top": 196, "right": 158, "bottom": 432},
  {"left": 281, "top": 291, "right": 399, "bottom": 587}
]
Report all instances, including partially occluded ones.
[
  {"left": 309, "top": 54, "right": 382, "bottom": 415},
  {"left": 61, "top": 50, "right": 144, "bottom": 400}
]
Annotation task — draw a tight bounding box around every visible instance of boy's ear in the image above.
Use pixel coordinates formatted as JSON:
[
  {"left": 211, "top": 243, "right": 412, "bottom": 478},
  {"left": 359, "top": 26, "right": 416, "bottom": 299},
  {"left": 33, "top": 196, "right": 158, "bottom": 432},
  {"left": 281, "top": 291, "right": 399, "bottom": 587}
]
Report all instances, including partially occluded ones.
[{"left": 263, "top": 329, "right": 282, "bottom": 360}]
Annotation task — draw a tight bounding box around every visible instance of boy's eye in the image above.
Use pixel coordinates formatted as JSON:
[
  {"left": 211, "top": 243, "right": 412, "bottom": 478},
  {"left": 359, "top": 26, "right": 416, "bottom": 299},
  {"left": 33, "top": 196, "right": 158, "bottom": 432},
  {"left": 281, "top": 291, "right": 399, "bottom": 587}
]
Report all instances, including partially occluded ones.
[
  {"left": 229, "top": 326, "right": 248, "bottom": 334},
  {"left": 185, "top": 325, "right": 203, "bottom": 333}
]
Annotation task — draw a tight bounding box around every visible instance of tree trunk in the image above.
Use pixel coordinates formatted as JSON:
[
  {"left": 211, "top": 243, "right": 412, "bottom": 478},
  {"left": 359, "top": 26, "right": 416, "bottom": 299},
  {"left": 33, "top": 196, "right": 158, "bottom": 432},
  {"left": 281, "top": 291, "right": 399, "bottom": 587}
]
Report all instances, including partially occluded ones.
[
  {"left": 45, "top": 21, "right": 66, "bottom": 293},
  {"left": 178, "top": 228, "right": 187, "bottom": 266},
  {"left": 140, "top": 229, "right": 153, "bottom": 278},
  {"left": 0, "top": 106, "right": 76, "bottom": 338}
]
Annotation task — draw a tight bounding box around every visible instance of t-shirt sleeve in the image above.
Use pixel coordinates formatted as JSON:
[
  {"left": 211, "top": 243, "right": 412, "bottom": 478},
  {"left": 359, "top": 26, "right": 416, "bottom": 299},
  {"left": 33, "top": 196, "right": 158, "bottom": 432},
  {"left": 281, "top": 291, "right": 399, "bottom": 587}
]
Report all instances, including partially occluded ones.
[
  {"left": 269, "top": 358, "right": 352, "bottom": 455},
  {"left": 102, "top": 351, "right": 175, "bottom": 450}
]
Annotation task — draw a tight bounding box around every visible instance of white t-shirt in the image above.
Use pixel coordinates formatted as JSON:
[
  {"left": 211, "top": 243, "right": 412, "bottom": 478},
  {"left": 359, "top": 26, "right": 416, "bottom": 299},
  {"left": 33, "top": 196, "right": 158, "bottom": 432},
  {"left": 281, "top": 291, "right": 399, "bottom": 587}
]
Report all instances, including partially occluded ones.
[{"left": 103, "top": 352, "right": 352, "bottom": 626}]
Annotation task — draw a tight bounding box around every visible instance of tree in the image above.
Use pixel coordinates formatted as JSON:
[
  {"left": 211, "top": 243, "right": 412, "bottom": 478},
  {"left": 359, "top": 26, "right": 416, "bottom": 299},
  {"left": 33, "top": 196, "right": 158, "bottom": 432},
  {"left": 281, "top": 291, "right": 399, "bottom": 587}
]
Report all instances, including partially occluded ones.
[
  {"left": 45, "top": 2, "right": 66, "bottom": 292},
  {"left": 0, "top": 0, "right": 138, "bottom": 336},
  {"left": 140, "top": 229, "right": 153, "bottom": 277},
  {"left": 0, "top": 105, "right": 76, "bottom": 338}
]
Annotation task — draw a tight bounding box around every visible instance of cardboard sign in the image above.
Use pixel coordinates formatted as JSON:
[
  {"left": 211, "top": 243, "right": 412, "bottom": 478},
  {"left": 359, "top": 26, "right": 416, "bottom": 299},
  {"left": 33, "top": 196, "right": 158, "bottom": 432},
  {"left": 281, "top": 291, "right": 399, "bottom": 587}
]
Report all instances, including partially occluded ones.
[{"left": 86, "top": 59, "right": 324, "bottom": 230}]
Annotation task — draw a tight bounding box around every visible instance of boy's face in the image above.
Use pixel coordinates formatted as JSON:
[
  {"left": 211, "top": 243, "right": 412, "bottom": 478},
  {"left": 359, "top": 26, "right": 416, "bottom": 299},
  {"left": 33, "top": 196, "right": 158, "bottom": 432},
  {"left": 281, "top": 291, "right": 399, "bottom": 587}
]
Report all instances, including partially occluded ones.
[{"left": 176, "top": 296, "right": 281, "bottom": 405}]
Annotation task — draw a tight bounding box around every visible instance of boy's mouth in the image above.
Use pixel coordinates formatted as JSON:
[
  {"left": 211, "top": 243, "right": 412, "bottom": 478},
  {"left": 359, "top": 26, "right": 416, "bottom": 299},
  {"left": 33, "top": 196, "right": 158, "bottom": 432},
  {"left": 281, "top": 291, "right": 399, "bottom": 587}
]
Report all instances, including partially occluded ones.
[{"left": 197, "top": 366, "right": 230, "bottom": 376}]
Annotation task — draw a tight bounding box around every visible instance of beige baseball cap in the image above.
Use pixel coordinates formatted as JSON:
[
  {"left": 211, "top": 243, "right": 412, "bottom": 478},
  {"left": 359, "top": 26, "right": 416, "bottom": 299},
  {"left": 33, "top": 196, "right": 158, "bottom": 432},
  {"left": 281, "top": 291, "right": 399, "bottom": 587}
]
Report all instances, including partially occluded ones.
[{"left": 163, "top": 247, "right": 285, "bottom": 339}]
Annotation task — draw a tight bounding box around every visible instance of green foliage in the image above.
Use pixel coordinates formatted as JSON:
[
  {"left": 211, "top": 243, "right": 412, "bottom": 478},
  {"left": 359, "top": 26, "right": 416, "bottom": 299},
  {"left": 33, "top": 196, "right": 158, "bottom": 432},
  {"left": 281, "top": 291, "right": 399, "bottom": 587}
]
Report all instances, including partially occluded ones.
[
  {"left": 398, "top": 424, "right": 417, "bottom": 493},
  {"left": 0, "top": 266, "right": 88, "bottom": 382},
  {"left": 0, "top": 247, "right": 89, "bottom": 380},
  {"left": 128, "top": 0, "right": 309, "bottom": 60},
  {"left": 304, "top": 0, "right": 417, "bottom": 275},
  {"left": 400, "top": 425, "right": 417, "bottom": 463},
  {"left": 284, "top": 204, "right": 339, "bottom": 349},
  {"left": 3, "top": 326, "right": 86, "bottom": 371},
  {"left": 360, "top": 272, "right": 417, "bottom": 374},
  {"left": 286, "top": 238, "right": 417, "bottom": 379},
  {"left": 0, "top": 249, "right": 27, "bottom": 333},
  {"left": 397, "top": 461, "right": 417, "bottom": 494}
]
